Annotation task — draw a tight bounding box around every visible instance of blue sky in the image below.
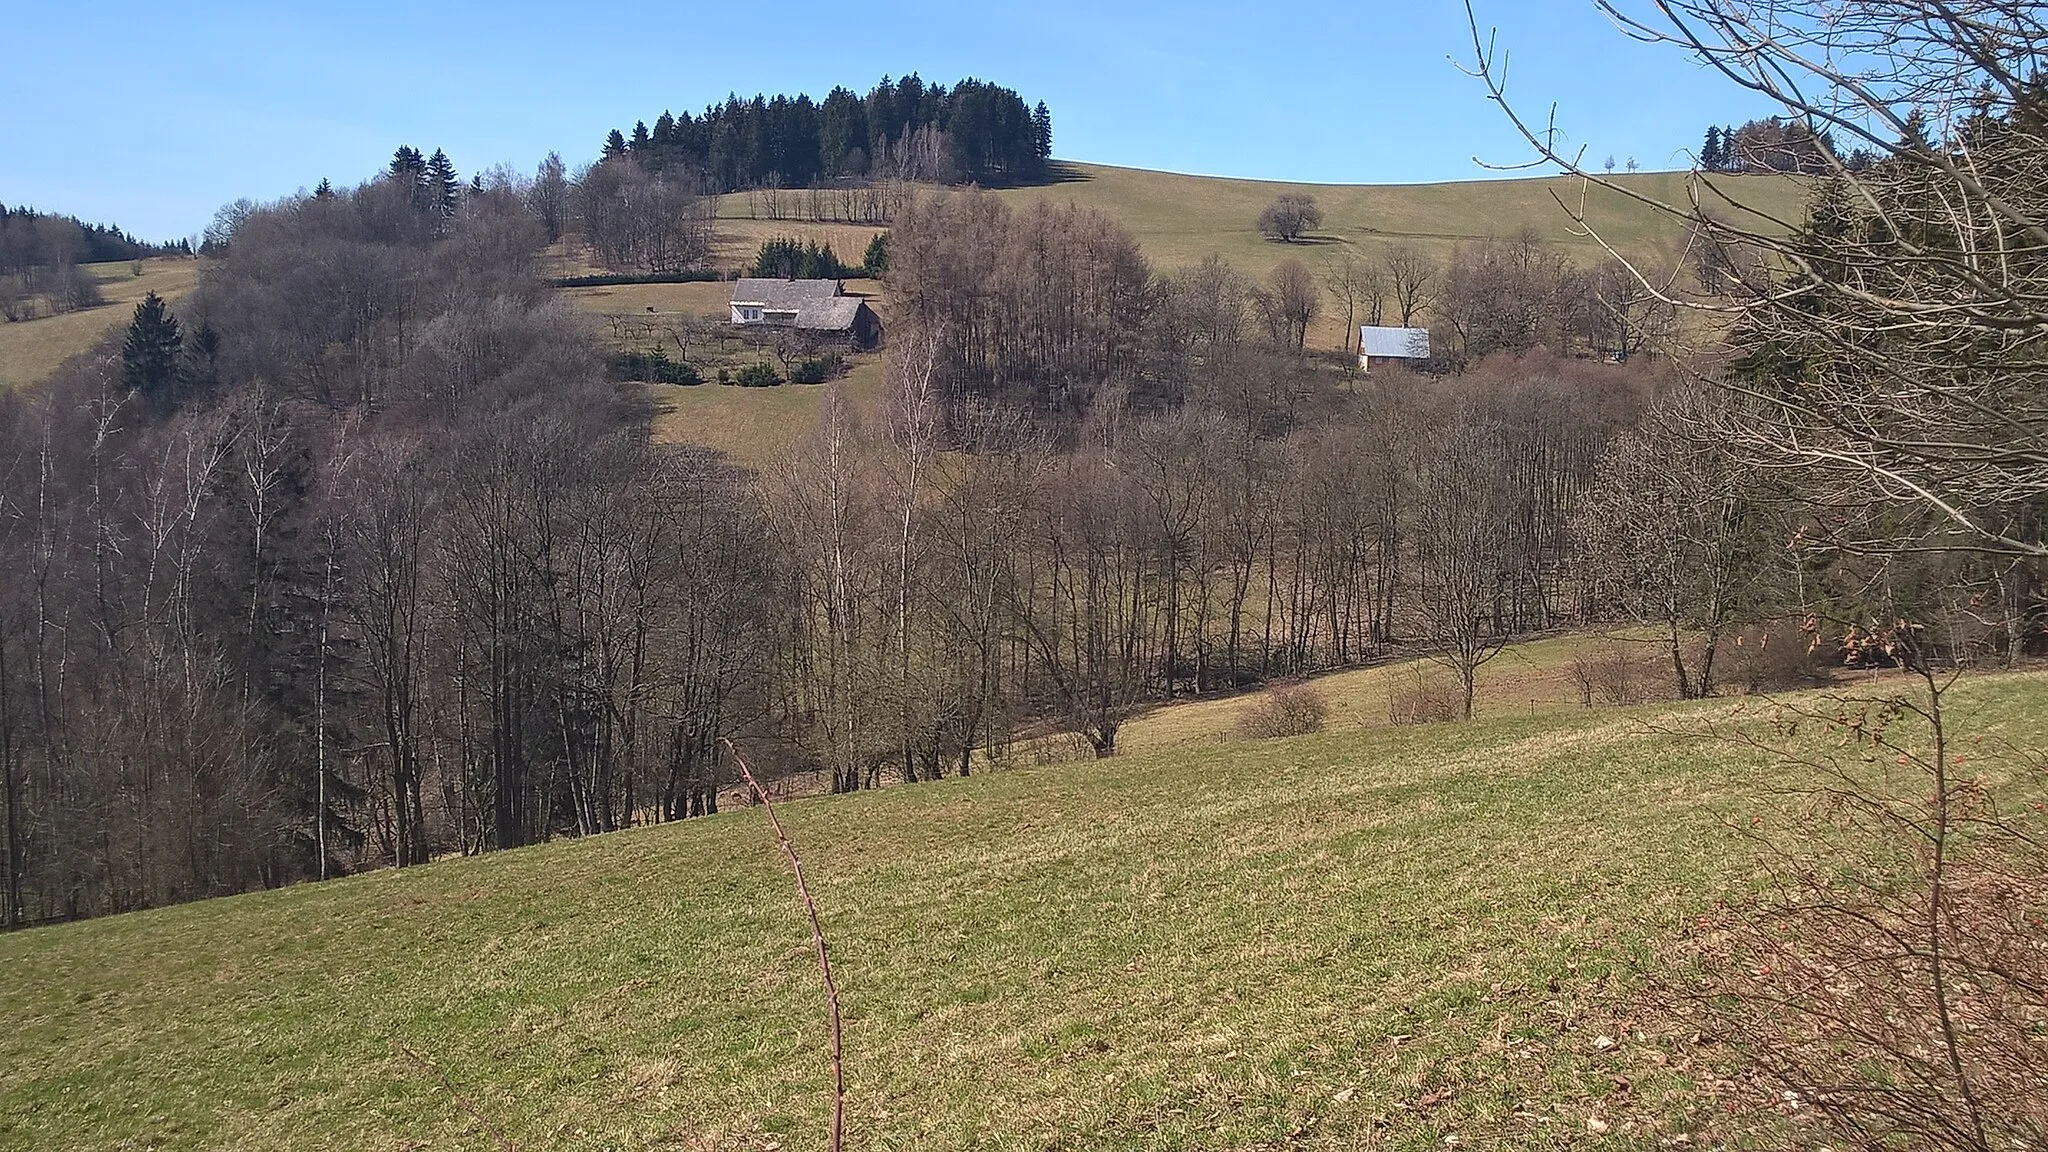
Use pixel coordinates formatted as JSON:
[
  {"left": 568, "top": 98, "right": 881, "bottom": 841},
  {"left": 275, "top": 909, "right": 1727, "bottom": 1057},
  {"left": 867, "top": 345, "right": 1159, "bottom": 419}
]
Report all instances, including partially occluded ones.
[{"left": 1, "top": 1, "right": 1774, "bottom": 242}]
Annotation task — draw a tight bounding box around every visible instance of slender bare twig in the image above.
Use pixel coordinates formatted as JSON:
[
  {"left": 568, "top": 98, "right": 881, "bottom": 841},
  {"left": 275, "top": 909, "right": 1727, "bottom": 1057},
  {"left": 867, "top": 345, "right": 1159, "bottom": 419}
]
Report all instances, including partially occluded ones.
[
  {"left": 394, "top": 1040, "right": 518, "bottom": 1152},
  {"left": 723, "top": 738, "right": 845, "bottom": 1152}
]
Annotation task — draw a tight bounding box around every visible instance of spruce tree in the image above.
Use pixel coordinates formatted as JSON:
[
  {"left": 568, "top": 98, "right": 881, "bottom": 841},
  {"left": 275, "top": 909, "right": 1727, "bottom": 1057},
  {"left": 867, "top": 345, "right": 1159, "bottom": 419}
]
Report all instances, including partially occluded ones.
[
  {"left": 183, "top": 320, "right": 221, "bottom": 398},
  {"left": 604, "top": 129, "right": 628, "bottom": 159},
  {"left": 862, "top": 231, "right": 889, "bottom": 277},
  {"left": 389, "top": 145, "right": 425, "bottom": 182},
  {"left": 1702, "top": 125, "right": 1723, "bottom": 171},
  {"left": 121, "top": 291, "right": 183, "bottom": 407},
  {"left": 426, "top": 149, "right": 459, "bottom": 217},
  {"left": 1032, "top": 101, "right": 1053, "bottom": 160},
  {"left": 314, "top": 177, "right": 335, "bottom": 199},
  {"left": 630, "top": 120, "right": 651, "bottom": 152}
]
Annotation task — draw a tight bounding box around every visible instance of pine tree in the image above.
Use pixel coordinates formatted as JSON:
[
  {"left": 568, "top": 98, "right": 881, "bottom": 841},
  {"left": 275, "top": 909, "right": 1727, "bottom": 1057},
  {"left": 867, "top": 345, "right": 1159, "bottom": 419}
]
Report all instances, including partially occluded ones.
[
  {"left": 425, "top": 149, "right": 459, "bottom": 217},
  {"left": 1702, "top": 125, "right": 1724, "bottom": 171},
  {"left": 121, "top": 290, "right": 183, "bottom": 407},
  {"left": 603, "top": 128, "right": 628, "bottom": 159}
]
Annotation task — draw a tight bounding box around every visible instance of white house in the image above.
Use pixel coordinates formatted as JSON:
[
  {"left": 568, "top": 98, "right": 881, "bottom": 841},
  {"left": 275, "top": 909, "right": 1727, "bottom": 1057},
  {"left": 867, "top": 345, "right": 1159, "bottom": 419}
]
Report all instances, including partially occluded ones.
[
  {"left": 1357, "top": 326, "right": 1431, "bottom": 373},
  {"left": 728, "top": 278, "right": 882, "bottom": 348}
]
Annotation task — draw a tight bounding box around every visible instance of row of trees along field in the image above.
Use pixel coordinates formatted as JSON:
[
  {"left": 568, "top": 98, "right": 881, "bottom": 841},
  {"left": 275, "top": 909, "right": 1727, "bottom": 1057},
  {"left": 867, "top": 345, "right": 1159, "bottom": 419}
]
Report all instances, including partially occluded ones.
[
  {"left": 600, "top": 74, "right": 1053, "bottom": 193},
  {"left": 3, "top": 72, "right": 2044, "bottom": 925},
  {"left": 0, "top": 204, "right": 188, "bottom": 321}
]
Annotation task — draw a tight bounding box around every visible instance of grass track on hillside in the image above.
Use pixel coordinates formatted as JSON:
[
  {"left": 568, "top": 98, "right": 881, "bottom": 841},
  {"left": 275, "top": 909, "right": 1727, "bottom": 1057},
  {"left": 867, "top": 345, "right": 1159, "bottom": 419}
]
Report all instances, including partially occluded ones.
[{"left": 7, "top": 668, "right": 2043, "bottom": 1151}]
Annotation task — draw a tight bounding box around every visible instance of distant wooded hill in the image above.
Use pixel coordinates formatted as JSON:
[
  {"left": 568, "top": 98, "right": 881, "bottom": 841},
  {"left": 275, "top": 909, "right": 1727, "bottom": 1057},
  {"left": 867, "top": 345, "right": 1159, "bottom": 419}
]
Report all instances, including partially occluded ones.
[{"left": 599, "top": 74, "right": 1053, "bottom": 190}]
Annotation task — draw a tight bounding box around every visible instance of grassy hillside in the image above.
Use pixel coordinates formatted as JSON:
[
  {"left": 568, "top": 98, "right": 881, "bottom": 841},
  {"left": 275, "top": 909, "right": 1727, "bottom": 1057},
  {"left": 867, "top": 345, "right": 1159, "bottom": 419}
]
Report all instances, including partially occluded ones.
[
  {"left": 991, "top": 163, "right": 1806, "bottom": 282},
  {"left": 6, "top": 652, "right": 2042, "bottom": 1151},
  {"left": 708, "top": 163, "right": 1807, "bottom": 352},
  {"left": 0, "top": 259, "right": 200, "bottom": 390}
]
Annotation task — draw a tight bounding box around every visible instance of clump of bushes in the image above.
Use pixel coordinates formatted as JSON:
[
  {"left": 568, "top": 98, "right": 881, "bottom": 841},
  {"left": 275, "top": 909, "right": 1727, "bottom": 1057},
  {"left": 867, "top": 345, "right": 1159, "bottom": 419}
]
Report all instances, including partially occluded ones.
[
  {"left": 1388, "top": 666, "right": 1459, "bottom": 725},
  {"left": 733, "top": 362, "right": 783, "bottom": 387},
  {"left": 788, "top": 353, "right": 846, "bottom": 384},
  {"left": 607, "top": 348, "right": 702, "bottom": 385},
  {"left": 1564, "top": 640, "right": 1662, "bottom": 707},
  {"left": 1723, "top": 621, "right": 1830, "bottom": 693},
  {"left": 1236, "top": 683, "right": 1331, "bottom": 739}
]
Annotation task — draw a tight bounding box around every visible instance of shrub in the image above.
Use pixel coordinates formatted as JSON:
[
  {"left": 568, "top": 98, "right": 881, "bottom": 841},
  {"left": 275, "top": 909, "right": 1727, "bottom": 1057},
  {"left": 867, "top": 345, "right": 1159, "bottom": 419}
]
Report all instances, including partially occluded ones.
[
  {"left": 1722, "top": 621, "right": 1829, "bottom": 693},
  {"left": 1388, "top": 666, "right": 1459, "bottom": 725},
  {"left": 546, "top": 270, "right": 721, "bottom": 288},
  {"left": 735, "top": 362, "right": 782, "bottom": 388},
  {"left": 1236, "top": 683, "right": 1331, "bottom": 739},
  {"left": 607, "top": 349, "right": 702, "bottom": 385},
  {"left": 1565, "top": 640, "right": 1659, "bottom": 707},
  {"left": 788, "top": 353, "right": 846, "bottom": 384}
]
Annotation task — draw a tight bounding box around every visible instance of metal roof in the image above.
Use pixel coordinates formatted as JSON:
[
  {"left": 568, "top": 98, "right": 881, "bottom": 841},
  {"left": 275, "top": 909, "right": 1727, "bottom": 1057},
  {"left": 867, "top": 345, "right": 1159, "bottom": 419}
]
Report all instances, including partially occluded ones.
[
  {"left": 730, "top": 278, "right": 842, "bottom": 308},
  {"left": 1358, "top": 326, "right": 1431, "bottom": 359}
]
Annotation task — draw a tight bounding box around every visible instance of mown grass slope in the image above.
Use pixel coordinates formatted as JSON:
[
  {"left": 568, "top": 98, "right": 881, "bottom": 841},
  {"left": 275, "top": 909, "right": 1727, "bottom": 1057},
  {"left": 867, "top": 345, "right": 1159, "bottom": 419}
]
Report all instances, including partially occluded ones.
[
  {"left": 7, "top": 658, "right": 2043, "bottom": 1152},
  {"left": 0, "top": 259, "right": 201, "bottom": 390}
]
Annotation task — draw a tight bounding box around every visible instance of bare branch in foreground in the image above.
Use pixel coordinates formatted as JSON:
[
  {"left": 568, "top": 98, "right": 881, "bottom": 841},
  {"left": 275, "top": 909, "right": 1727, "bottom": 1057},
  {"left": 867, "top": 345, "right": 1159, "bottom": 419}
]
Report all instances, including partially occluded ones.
[{"left": 724, "top": 738, "right": 846, "bottom": 1152}]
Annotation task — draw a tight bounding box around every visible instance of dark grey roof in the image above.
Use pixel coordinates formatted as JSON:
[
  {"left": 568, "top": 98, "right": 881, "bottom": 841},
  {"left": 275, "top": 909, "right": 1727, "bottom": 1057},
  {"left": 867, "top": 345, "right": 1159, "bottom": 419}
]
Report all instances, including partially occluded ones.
[
  {"left": 1359, "top": 326, "right": 1431, "bottom": 358},
  {"left": 731, "top": 278, "right": 841, "bottom": 309},
  {"left": 795, "top": 297, "right": 867, "bottom": 331}
]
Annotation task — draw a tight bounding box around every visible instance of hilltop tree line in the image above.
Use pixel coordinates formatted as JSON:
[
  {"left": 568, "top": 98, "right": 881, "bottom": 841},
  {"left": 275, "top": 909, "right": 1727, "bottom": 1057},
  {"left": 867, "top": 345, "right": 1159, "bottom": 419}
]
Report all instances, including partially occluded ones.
[
  {"left": 1699, "top": 117, "right": 1878, "bottom": 173},
  {"left": 600, "top": 74, "right": 1053, "bottom": 192},
  {"left": 0, "top": 204, "right": 188, "bottom": 322}
]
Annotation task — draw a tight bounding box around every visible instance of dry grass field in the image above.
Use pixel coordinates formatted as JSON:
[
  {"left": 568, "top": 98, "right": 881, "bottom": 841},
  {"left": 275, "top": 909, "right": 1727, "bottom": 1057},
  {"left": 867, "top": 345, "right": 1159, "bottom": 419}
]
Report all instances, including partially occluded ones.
[{"left": 0, "top": 259, "right": 201, "bottom": 390}]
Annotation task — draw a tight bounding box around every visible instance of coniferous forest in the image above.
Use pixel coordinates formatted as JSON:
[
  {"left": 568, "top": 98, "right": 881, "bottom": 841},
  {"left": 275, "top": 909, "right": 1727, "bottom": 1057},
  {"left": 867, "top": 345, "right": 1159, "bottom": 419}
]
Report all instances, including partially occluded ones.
[{"left": 599, "top": 74, "right": 1053, "bottom": 189}]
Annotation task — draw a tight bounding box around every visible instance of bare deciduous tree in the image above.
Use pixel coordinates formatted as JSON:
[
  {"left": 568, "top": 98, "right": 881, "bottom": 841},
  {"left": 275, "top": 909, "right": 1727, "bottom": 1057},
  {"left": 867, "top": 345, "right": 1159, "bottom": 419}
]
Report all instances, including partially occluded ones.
[{"left": 1256, "top": 193, "right": 1324, "bottom": 243}]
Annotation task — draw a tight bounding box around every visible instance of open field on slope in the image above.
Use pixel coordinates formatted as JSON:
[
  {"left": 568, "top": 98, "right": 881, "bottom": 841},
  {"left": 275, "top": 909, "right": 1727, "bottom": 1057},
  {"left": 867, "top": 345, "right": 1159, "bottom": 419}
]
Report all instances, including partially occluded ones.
[
  {"left": 7, "top": 652, "right": 2044, "bottom": 1152},
  {"left": 0, "top": 258, "right": 201, "bottom": 390},
  {"left": 989, "top": 163, "right": 1807, "bottom": 282},
  {"left": 645, "top": 357, "right": 887, "bottom": 471},
  {"left": 556, "top": 275, "right": 891, "bottom": 470}
]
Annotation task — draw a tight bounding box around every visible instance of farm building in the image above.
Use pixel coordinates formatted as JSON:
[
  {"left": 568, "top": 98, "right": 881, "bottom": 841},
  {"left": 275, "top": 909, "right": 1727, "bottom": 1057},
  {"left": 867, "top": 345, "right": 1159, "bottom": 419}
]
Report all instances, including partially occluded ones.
[
  {"left": 1357, "top": 326, "right": 1430, "bottom": 373},
  {"left": 728, "top": 278, "right": 883, "bottom": 349}
]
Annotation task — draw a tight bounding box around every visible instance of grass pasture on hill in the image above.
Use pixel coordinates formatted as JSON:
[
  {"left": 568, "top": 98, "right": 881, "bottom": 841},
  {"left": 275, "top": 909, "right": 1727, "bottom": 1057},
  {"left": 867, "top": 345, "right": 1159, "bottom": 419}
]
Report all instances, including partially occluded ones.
[
  {"left": 0, "top": 258, "right": 200, "bottom": 390},
  {"left": 992, "top": 163, "right": 1807, "bottom": 280},
  {"left": 1115, "top": 634, "right": 1659, "bottom": 757},
  {"left": 646, "top": 356, "right": 887, "bottom": 471},
  {"left": 6, "top": 655, "right": 2043, "bottom": 1152}
]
